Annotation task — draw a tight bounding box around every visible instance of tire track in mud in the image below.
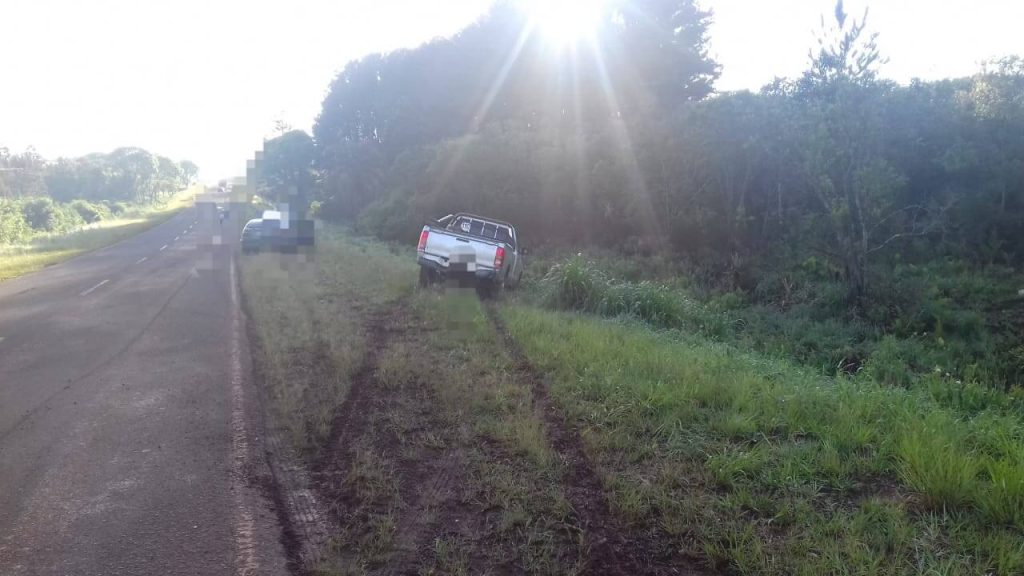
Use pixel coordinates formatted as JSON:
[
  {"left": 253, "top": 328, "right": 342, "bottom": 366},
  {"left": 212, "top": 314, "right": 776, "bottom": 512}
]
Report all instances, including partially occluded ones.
[
  {"left": 483, "top": 301, "right": 708, "bottom": 576},
  {"left": 240, "top": 268, "right": 326, "bottom": 575},
  {"left": 386, "top": 446, "right": 466, "bottom": 572},
  {"left": 312, "top": 300, "right": 474, "bottom": 575}
]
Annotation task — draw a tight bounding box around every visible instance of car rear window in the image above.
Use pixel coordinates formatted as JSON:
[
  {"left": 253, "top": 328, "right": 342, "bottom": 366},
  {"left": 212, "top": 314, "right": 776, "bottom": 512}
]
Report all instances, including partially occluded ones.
[
  {"left": 451, "top": 216, "right": 514, "bottom": 247},
  {"left": 495, "top": 226, "right": 514, "bottom": 247}
]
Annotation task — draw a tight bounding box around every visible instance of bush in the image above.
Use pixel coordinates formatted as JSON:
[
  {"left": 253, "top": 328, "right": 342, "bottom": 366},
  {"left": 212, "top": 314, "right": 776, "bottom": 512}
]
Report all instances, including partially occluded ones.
[
  {"left": 0, "top": 200, "right": 32, "bottom": 244},
  {"left": 104, "top": 200, "right": 130, "bottom": 216},
  {"left": 538, "top": 256, "right": 729, "bottom": 337},
  {"left": 20, "top": 197, "right": 58, "bottom": 231},
  {"left": 542, "top": 256, "right": 607, "bottom": 311},
  {"left": 355, "top": 192, "right": 417, "bottom": 243},
  {"left": 862, "top": 336, "right": 919, "bottom": 388},
  {"left": 69, "top": 199, "right": 110, "bottom": 224}
]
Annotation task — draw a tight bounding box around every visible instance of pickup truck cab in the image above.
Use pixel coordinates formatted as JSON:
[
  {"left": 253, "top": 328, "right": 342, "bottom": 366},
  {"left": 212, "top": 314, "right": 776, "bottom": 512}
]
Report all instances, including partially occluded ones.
[{"left": 416, "top": 213, "right": 524, "bottom": 295}]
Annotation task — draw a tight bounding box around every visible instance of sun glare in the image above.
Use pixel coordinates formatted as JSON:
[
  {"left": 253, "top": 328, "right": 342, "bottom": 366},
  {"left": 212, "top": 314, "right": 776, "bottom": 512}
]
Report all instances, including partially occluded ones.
[{"left": 523, "top": 0, "right": 608, "bottom": 48}]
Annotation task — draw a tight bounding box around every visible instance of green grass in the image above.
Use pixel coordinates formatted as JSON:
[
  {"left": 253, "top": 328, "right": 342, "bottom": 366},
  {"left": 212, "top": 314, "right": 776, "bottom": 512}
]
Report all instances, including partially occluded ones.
[
  {"left": 243, "top": 230, "right": 577, "bottom": 574},
  {"left": 500, "top": 305, "right": 1024, "bottom": 574},
  {"left": 408, "top": 293, "right": 578, "bottom": 574},
  {"left": 242, "top": 229, "right": 1024, "bottom": 574},
  {"left": 239, "top": 224, "right": 415, "bottom": 454},
  {"left": 530, "top": 255, "right": 1024, "bottom": 398},
  {"left": 0, "top": 189, "right": 197, "bottom": 281}
]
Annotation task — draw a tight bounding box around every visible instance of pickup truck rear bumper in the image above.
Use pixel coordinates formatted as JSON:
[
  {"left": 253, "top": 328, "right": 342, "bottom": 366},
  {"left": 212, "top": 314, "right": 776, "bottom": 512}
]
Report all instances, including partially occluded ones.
[{"left": 418, "top": 255, "right": 499, "bottom": 282}]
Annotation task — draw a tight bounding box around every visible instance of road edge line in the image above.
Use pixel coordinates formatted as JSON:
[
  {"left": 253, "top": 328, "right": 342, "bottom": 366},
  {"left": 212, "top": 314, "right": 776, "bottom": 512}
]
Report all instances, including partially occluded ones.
[{"left": 229, "top": 256, "right": 259, "bottom": 576}]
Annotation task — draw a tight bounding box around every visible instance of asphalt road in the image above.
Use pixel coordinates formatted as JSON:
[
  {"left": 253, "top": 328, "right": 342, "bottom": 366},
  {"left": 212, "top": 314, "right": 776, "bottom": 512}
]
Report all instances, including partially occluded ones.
[{"left": 0, "top": 199, "right": 288, "bottom": 575}]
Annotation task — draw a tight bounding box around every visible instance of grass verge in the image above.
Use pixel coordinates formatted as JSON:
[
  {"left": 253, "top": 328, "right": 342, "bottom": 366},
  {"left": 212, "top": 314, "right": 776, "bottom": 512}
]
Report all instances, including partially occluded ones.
[
  {"left": 241, "top": 228, "right": 1023, "bottom": 574},
  {"left": 241, "top": 228, "right": 599, "bottom": 573},
  {"left": 500, "top": 305, "right": 1024, "bottom": 575},
  {"left": 0, "top": 188, "right": 197, "bottom": 281}
]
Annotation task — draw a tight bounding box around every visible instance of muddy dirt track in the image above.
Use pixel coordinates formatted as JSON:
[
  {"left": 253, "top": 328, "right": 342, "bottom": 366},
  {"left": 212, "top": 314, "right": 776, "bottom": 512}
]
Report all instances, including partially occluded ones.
[{"left": 256, "top": 290, "right": 710, "bottom": 575}]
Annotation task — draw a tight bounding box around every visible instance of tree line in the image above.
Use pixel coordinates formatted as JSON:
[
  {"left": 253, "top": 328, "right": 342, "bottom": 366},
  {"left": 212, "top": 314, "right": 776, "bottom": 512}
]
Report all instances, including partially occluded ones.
[
  {"left": 0, "top": 146, "right": 197, "bottom": 243},
  {"left": 249, "top": 0, "right": 1024, "bottom": 387},
  {"left": 255, "top": 1, "right": 1024, "bottom": 302}
]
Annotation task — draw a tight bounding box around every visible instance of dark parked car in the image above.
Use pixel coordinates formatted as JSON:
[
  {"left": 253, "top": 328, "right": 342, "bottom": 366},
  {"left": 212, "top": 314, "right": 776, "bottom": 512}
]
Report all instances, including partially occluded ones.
[
  {"left": 241, "top": 215, "right": 315, "bottom": 254},
  {"left": 240, "top": 219, "right": 264, "bottom": 253}
]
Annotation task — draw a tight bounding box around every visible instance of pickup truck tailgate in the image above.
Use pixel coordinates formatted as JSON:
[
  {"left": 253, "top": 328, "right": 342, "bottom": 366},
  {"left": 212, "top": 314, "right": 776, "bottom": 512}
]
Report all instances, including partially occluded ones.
[{"left": 422, "top": 227, "right": 499, "bottom": 271}]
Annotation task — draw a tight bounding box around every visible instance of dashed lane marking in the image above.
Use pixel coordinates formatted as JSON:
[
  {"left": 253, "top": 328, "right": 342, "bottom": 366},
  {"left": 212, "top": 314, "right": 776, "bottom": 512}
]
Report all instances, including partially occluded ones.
[
  {"left": 135, "top": 257, "right": 148, "bottom": 265},
  {"left": 160, "top": 245, "right": 168, "bottom": 251},
  {"left": 79, "top": 279, "right": 109, "bottom": 297}
]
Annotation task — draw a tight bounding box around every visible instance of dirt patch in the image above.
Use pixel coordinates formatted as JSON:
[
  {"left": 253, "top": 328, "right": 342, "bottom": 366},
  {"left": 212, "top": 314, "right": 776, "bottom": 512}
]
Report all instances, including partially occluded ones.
[
  {"left": 307, "top": 299, "right": 487, "bottom": 574},
  {"left": 313, "top": 304, "right": 400, "bottom": 477},
  {"left": 484, "top": 302, "right": 709, "bottom": 576}
]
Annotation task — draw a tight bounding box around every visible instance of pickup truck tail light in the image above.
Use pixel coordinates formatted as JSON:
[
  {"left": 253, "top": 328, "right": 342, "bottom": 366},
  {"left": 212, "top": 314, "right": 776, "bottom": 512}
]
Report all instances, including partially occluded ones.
[
  {"left": 417, "top": 229, "right": 429, "bottom": 252},
  {"left": 494, "top": 246, "right": 505, "bottom": 269}
]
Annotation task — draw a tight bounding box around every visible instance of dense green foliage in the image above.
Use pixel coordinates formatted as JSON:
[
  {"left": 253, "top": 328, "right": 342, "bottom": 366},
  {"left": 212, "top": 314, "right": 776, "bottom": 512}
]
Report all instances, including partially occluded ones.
[
  {"left": 532, "top": 254, "right": 1024, "bottom": 391},
  {"left": 309, "top": 2, "right": 1023, "bottom": 279},
  {"left": 300, "top": 0, "right": 1023, "bottom": 391},
  {"left": 0, "top": 146, "right": 196, "bottom": 244},
  {"left": 248, "top": 129, "right": 316, "bottom": 214}
]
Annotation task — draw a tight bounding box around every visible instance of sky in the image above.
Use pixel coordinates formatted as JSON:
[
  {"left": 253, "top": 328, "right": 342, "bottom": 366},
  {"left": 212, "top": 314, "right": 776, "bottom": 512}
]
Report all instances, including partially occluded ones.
[{"left": 1, "top": 0, "right": 1021, "bottom": 181}]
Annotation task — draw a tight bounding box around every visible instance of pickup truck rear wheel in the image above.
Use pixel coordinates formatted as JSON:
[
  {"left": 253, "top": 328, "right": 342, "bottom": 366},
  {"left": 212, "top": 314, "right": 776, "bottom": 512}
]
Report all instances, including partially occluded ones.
[
  {"left": 418, "top": 267, "right": 436, "bottom": 288},
  {"left": 476, "top": 279, "right": 503, "bottom": 300}
]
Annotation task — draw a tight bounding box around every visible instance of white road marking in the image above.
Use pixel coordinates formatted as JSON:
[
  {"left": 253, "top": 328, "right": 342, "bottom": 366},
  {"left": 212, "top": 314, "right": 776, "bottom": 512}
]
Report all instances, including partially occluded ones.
[
  {"left": 135, "top": 257, "right": 148, "bottom": 265},
  {"left": 79, "top": 279, "right": 109, "bottom": 296},
  {"left": 160, "top": 245, "right": 168, "bottom": 251},
  {"left": 228, "top": 257, "right": 259, "bottom": 575},
  {"left": 174, "top": 236, "right": 180, "bottom": 241}
]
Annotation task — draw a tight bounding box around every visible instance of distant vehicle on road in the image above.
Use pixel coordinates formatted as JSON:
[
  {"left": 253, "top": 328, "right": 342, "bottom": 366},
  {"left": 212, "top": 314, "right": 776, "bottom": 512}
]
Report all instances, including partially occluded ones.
[{"left": 416, "top": 213, "right": 524, "bottom": 296}]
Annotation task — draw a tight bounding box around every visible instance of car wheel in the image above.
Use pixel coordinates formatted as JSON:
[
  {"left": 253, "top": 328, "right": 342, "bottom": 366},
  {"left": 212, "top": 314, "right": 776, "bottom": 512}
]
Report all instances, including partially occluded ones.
[
  {"left": 419, "top": 267, "right": 434, "bottom": 288},
  {"left": 476, "top": 279, "right": 503, "bottom": 300}
]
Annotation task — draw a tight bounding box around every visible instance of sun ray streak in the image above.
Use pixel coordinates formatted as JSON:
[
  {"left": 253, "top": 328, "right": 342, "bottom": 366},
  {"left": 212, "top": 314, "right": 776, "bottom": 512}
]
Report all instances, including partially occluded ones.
[
  {"left": 570, "top": 49, "right": 590, "bottom": 245},
  {"left": 588, "top": 37, "right": 666, "bottom": 248},
  {"left": 471, "top": 21, "right": 536, "bottom": 133},
  {"left": 431, "top": 21, "right": 537, "bottom": 198}
]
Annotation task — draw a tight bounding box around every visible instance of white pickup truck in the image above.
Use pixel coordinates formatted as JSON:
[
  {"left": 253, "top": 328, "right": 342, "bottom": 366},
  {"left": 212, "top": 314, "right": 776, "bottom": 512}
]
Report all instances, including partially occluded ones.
[{"left": 416, "top": 213, "right": 524, "bottom": 295}]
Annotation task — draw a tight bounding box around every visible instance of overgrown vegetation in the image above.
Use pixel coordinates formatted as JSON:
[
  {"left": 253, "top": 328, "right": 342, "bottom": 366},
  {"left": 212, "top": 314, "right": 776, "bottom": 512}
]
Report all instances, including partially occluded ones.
[
  {"left": 0, "top": 189, "right": 195, "bottom": 281},
  {"left": 1, "top": 145, "right": 196, "bottom": 243},
  {"left": 239, "top": 226, "right": 413, "bottom": 454},
  {"left": 240, "top": 230, "right": 584, "bottom": 574},
  {"left": 260, "top": 0, "right": 1024, "bottom": 396},
  {"left": 239, "top": 0, "right": 1024, "bottom": 572},
  {"left": 501, "top": 305, "right": 1024, "bottom": 575},
  {"left": 529, "top": 255, "right": 1024, "bottom": 392},
  {"left": 241, "top": 230, "right": 1024, "bottom": 574},
  {"left": 0, "top": 145, "right": 199, "bottom": 279},
  {"left": 0, "top": 146, "right": 197, "bottom": 207}
]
